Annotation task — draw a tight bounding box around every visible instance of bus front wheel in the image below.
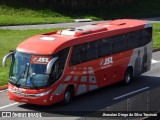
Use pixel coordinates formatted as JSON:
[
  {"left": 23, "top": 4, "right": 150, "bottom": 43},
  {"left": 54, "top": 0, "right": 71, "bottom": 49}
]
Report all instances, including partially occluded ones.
[
  {"left": 123, "top": 68, "right": 133, "bottom": 85},
  {"left": 63, "top": 87, "right": 73, "bottom": 105}
]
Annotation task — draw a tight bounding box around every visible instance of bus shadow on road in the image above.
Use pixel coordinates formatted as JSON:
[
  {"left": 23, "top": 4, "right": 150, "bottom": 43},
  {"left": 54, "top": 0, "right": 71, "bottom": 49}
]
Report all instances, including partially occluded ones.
[{"left": 18, "top": 75, "right": 160, "bottom": 117}]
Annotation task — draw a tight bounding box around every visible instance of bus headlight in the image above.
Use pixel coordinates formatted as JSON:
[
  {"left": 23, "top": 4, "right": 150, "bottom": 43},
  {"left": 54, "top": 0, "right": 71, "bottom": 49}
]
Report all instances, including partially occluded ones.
[{"left": 35, "top": 90, "right": 51, "bottom": 97}]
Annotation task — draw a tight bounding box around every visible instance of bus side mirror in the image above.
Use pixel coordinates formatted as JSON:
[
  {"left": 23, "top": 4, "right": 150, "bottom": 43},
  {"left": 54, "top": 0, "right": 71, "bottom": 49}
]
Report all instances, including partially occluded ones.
[
  {"left": 2, "top": 52, "right": 14, "bottom": 67},
  {"left": 46, "top": 57, "right": 58, "bottom": 74}
]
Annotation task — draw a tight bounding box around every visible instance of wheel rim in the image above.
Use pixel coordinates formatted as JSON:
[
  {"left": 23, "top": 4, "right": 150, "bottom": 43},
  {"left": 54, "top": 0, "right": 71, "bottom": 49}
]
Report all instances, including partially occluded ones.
[
  {"left": 125, "top": 72, "right": 131, "bottom": 83},
  {"left": 65, "top": 91, "right": 71, "bottom": 103}
]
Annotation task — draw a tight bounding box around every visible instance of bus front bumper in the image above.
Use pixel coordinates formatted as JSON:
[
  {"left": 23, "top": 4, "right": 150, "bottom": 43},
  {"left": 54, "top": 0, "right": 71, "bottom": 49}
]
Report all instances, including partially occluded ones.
[{"left": 8, "top": 91, "right": 58, "bottom": 106}]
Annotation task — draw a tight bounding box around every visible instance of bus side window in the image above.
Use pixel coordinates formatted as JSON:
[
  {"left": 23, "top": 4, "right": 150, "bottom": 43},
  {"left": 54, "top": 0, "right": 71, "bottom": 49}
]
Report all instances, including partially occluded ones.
[
  {"left": 85, "top": 41, "right": 99, "bottom": 61},
  {"left": 140, "top": 27, "right": 152, "bottom": 46},
  {"left": 57, "top": 47, "right": 70, "bottom": 76},
  {"left": 70, "top": 44, "right": 85, "bottom": 66},
  {"left": 78, "top": 44, "right": 86, "bottom": 63},
  {"left": 69, "top": 45, "right": 83, "bottom": 66},
  {"left": 113, "top": 35, "right": 127, "bottom": 53},
  {"left": 51, "top": 47, "right": 70, "bottom": 81},
  {"left": 99, "top": 38, "right": 112, "bottom": 58},
  {"left": 70, "top": 41, "right": 99, "bottom": 66},
  {"left": 127, "top": 31, "right": 140, "bottom": 49}
]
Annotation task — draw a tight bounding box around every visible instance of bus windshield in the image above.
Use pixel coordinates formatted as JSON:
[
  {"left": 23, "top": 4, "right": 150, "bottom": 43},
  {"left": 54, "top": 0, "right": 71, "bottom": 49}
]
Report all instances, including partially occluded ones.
[{"left": 10, "top": 52, "right": 54, "bottom": 88}]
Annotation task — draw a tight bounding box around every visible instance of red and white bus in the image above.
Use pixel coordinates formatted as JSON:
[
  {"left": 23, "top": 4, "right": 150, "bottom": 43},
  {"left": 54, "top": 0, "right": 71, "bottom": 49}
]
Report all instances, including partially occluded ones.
[{"left": 3, "top": 19, "right": 152, "bottom": 105}]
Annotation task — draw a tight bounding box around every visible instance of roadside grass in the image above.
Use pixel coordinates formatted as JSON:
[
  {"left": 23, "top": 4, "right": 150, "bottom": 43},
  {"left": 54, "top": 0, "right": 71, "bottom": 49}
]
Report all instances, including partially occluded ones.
[
  {"left": 0, "top": 5, "right": 73, "bottom": 26},
  {"left": 0, "top": 0, "right": 160, "bottom": 25},
  {"left": 153, "top": 23, "right": 160, "bottom": 49},
  {"left": 0, "top": 23, "right": 160, "bottom": 86}
]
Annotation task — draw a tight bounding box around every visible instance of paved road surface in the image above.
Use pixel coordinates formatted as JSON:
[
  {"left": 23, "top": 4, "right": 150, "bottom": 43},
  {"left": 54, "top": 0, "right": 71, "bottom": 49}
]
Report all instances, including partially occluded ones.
[
  {"left": 0, "top": 51, "right": 160, "bottom": 120},
  {"left": 0, "top": 21, "right": 103, "bottom": 30},
  {"left": 0, "top": 17, "right": 160, "bottom": 30}
]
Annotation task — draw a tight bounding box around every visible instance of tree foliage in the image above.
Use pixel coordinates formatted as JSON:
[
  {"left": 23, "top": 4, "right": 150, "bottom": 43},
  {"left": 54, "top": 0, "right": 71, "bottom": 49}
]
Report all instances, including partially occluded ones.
[{"left": 1, "top": 0, "right": 135, "bottom": 8}]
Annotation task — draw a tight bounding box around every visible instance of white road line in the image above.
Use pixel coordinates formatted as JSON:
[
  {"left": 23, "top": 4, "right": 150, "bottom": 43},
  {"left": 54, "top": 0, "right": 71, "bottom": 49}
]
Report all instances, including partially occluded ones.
[
  {"left": 113, "top": 87, "right": 149, "bottom": 100},
  {"left": 152, "top": 59, "right": 160, "bottom": 64},
  {"left": 0, "top": 102, "right": 19, "bottom": 110},
  {"left": 0, "top": 89, "right": 8, "bottom": 93}
]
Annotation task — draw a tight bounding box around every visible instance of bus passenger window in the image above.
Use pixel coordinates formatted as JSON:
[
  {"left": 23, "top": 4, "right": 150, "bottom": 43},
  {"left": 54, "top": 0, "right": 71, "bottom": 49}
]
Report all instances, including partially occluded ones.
[
  {"left": 85, "top": 41, "right": 98, "bottom": 61},
  {"left": 79, "top": 44, "right": 86, "bottom": 63},
  {"left": 141, "top": 28, "right": 152, "bottom": 46},
  {"left": 127, "top": 31, "right": 140, "bottom": 49},
  {"left": 99, "top": 38, "right": 112, "bottom": 57},
  {"left": 70, "top": 44, "right": 85, "bottom": 66},
  {"left": 113, "top": 35, "right": 127, "bottom": 53}
]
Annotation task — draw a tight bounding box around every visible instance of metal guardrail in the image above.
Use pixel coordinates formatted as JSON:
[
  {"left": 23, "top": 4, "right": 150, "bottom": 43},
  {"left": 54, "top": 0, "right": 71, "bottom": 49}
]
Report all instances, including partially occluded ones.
[
  {"left": 79, "top": 87, "right": 160, "bottom": 120},
  {"left": 110, "top": 87, "right": 160, "bottom": 112}
]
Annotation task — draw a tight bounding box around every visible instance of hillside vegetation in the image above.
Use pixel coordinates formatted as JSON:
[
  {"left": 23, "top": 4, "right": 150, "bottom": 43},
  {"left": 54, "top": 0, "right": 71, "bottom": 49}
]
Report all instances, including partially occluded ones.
[{"left": 0, "top": 0, "right": 160, "bottom": 25}]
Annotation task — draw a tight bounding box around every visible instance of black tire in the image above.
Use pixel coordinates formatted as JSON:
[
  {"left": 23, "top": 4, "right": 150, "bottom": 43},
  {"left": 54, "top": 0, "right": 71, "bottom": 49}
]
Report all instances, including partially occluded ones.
[
  {"left": 123, "top": 68, "right": 132, "bottom": 85},
  {"left": 63, "top": 87, "right": 73, "bottom": 105}
]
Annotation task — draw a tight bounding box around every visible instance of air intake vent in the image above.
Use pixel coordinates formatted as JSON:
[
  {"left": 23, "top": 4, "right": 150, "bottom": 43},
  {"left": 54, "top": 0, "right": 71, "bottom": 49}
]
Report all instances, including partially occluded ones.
[
  {"left": 110, "top": 21, "right": 126, "bottom": 26},
  {"left": 57, "top": 25, "right": 107, "bottom": 37}
]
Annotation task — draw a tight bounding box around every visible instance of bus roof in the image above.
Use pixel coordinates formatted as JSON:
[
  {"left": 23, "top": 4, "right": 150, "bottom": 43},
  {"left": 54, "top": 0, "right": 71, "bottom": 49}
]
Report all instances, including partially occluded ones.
[{"left": 17, "top": 19, "right": 150, "bottom": 55}]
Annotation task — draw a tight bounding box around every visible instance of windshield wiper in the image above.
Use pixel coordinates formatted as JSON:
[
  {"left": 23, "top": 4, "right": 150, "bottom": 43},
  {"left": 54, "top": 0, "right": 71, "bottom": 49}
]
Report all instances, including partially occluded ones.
[
  {"left": 15, "top": 63, "right": 29, "bottom": 87},
  {"left": 15, "top": 63, "right": 37, "bottom": 89}
]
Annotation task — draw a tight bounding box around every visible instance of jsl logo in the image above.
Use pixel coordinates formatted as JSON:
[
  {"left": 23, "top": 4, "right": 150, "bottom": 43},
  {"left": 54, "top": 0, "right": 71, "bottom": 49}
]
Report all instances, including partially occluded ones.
[
  {"left": 34, "top": 58, "right": 50, "bottom": 63},
  {"left": 100, "top": 57, "right": 113, "bottom": 66}
]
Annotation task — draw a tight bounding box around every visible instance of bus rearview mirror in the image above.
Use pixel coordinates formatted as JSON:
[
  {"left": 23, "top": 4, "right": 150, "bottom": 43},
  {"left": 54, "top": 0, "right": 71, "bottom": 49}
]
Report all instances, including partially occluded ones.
[
  {"left": 46, "top": 57, "right": 58, "bottom": 74},
  {"left": 2, "top": 52, "right": 14, "bottom": 67}
]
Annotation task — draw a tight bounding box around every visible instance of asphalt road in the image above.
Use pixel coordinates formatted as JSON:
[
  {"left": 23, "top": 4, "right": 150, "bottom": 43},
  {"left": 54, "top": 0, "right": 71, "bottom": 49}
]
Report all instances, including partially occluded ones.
[
  {"left": 0, "top": 21, "right": 104, "bottom": 30},
  {"left": 0, "top": 51, "right": 160, "bottom": 120},
  {"left": 0, "top": 17, "right": 160, "bottom": 30}
]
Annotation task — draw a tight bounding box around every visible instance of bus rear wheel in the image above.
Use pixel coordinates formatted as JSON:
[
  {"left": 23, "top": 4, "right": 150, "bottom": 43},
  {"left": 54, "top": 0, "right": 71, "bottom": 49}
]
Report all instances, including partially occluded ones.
[
  {"left": 123, "top": 68, "right": 132, "bottom": 85},
  {"left": 63, "top": 87, "right": 73, "bottom": 105}
]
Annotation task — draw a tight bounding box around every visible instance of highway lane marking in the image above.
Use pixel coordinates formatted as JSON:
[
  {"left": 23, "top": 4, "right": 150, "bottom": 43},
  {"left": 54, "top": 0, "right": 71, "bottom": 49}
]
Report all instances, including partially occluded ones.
[
  {"left": 152, "top": 59, "right": 160, "bottom": 64},
  {"left": 0, "top": 102, "right": 19, "bottom": 110},
  {"left": 0, "top": 89, "right": 8, "bottom": 93},
  {"left": 113, "top": 87, "right": 149, "bottom": 100}
]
